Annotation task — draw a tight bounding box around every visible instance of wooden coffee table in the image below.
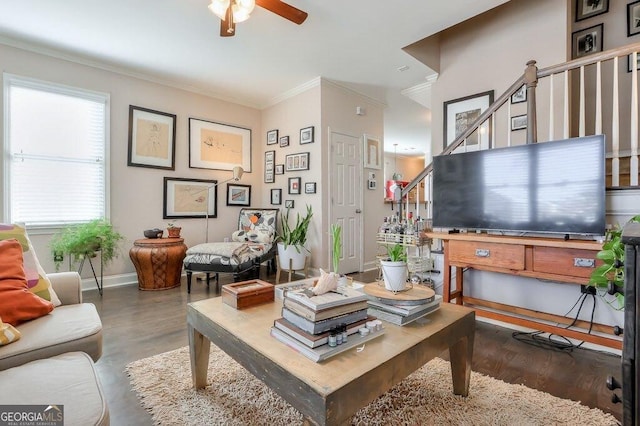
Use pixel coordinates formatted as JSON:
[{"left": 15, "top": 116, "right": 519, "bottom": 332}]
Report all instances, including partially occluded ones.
[{"left": 187, "top": 295, "right": 475, "bottom": 425}]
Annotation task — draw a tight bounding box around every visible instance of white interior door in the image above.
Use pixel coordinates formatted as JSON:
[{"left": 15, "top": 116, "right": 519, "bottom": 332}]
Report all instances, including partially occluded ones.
[{"left": 330, "top": 131, "right": 362, "bottom": 274}]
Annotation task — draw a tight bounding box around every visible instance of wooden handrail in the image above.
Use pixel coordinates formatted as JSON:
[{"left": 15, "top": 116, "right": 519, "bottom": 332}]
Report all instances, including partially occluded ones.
[{"left": 401, "top": 40, "right": 640, "bottom": 199}]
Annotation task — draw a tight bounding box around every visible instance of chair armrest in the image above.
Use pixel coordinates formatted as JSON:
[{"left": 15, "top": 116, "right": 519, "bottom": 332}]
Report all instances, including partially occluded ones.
[{"left": 48, "top": 272, "right": 82, "bottom": 305}]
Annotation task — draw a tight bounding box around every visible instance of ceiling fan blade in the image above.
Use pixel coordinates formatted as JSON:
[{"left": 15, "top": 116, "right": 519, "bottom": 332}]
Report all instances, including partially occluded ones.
[
  {"left": 256, "top": 0, "right": 308, "bottom": 25},
  {"left": 220, "top": 5, "right": 236, "bottom": 37}
]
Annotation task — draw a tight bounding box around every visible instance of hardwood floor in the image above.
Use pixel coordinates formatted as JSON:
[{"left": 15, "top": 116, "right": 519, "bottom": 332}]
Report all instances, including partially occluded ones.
[{"left": 84, "top": 270, "right": 623, "bottom": 425}]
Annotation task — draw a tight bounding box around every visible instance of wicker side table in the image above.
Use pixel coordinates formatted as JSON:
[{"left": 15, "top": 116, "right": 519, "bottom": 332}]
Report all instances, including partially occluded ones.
[{"left": 129, "top": 238, "right": 187, "bottom": 290}]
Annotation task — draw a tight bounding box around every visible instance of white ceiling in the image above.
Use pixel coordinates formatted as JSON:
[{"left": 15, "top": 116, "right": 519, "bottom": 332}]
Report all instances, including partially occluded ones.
[{"left": 0, "top": 0, "right": 508, "bottom": 156}]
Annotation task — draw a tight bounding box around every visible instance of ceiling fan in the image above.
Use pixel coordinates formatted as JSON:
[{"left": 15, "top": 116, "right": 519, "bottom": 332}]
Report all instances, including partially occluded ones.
[{"left": 208, "top": 0, "right": 308, "bottom": 37}]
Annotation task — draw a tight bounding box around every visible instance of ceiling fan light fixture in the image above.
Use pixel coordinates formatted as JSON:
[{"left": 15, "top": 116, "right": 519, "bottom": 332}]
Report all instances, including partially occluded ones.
[
  {"left": 209, "top": 0, "right": 254, "bottom": 23},
  {"left": 208, "top": 0, "right": 230, "bottom": 19},
  {"left": 233, "top": 0, "right": 255, "bottom": 23}
]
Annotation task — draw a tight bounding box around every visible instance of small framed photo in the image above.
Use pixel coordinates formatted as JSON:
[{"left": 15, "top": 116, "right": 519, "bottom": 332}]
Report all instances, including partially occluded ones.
[
  {"left": 270, "top": 188, "right": 282, "bottom": 205},
  {"left": 511, "top": 114, "right": 527, "bottom": 131},
  {"left": 363, "top": 134, "right": 382, "bottom": 169},
  {"left": 576, "top": 0, "right": 609, "bottom": 22},
  {"left": 285, "top": 152, "right": 310, "bottom": 171},
  {"left": 288, "top": 177, "right": 301, "bottom": 195},
  {"left": 275, "top": 164, "right": 285, "bottom": 175},
  {"left": 128, "top": 105, "right": 176, "bottom": 170},
  {"left": 368, "top": 179, "right": 377, "bottom": 190},
  {"left": 628, "top": 53, "right": 640, "bottom": 72},
  {"left": 226, "top": 184, "right": 251, "bottom": 206},
  {"left": 267, "top": 129, "right": 278, "bottom": 145},
  {"left": 629, "top": 1, "right": 640, "bottom": 37},
  {"left": 264, "top": 150, "right": 275, "bottom": 183},
  {"left": 163, "top": 177, "right": 217, "bottom": 219},
  {"left": 279, "top": 136, "right": 290, "bottom": 148},
  {"left": 510, "top": 84, "right": 526, "bottom": 104},
  {"left": 305, "top": 182, "right": 316, "bottom": 194},
  {"left": 285, "top": 200, "right": 295, "bottom": 209},
  {"left": 571, "top": 24, "right": 603, "bottom": 59},
  {"left": 300, "top": 126, "right": 314, "bottom": 144}
]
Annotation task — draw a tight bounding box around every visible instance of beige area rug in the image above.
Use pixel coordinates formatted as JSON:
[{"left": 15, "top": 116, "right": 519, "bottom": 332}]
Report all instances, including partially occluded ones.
[{"left": 126, "top": 344, "right": 618, "bottom": 426}]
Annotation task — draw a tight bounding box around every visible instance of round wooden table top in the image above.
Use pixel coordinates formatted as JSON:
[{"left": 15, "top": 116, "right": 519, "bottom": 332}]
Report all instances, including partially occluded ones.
[
  {"left": 363, "top": 282, "right": 435, "bottom": 305},
  {"left": 133, "top": 237, "right": 184, "bottom": 247}
]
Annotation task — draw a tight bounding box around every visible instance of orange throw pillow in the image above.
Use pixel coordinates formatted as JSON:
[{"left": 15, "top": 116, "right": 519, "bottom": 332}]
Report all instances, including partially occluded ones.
[{"left": 0, "top": 239, "right": 54, "bottom": 326}]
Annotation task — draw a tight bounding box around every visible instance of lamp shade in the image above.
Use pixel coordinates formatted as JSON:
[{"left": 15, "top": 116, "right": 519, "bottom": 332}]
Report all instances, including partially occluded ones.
[
  {"left": 208, "top": 0, "right": 255, "bottom": 23},
  {"left": 232, "top": 166, "right": 244, "bottom": 180}
]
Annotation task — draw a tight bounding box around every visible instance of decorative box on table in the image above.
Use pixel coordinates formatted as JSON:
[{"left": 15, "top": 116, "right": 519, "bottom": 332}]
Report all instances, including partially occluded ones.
[{"left": 222, "top": 279, "right": 274, "bottom": 309}]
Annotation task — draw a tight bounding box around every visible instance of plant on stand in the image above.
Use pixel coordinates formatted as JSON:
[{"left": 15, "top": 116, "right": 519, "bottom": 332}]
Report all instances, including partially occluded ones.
[
  {"left": 50, "top": 218, "right": 125, "bottom": 271},
  {"left": 277, "top": 205, "right": 313, "bottom": 271}
]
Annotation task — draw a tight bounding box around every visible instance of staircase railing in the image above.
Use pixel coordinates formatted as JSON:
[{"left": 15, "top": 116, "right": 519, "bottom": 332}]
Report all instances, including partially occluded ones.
[{"left": 401, "top": 41, "right": 640, "bottom": 221}]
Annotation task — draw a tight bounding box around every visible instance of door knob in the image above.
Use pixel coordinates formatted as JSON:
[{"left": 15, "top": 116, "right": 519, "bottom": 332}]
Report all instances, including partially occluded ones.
[{"left": 355, "top": 209, "right": 362, "bottom": 213}]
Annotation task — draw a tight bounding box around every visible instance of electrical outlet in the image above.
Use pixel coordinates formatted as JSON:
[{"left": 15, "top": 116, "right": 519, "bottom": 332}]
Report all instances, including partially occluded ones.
[
  {"left": 53, "top": 252, "right": 64, "bottom": 263},
  {"left": 580, "top": 284, "right": 596, "bottom": 295}
]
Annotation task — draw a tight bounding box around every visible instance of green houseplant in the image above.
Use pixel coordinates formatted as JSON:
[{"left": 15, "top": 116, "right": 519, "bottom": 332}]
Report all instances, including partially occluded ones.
[
  {"left": 331, "top": 223, "right": 342, "bottom": 273},
  {"left": 276, "top": 205, "right": 313, "bottom": 270},
  {"left": 589, "top": 215, "right": 640, "bottom": 308},
  {"left": 50, "top": 219, "right": 125, "bottom": 271}
]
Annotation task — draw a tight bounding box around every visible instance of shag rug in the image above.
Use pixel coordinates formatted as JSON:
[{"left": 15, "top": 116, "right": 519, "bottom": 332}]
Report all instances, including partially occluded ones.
[{"left": 126, "top": 344, "right": 618, "bottom": 426}]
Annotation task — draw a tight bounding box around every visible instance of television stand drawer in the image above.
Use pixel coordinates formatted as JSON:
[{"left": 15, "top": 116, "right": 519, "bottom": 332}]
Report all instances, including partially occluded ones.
[
  {"left": 533, "top": 247, "right": 599, "bottom": 279},
  {"left": 449, "top": 240, "right": 525, "bottom": 270}
]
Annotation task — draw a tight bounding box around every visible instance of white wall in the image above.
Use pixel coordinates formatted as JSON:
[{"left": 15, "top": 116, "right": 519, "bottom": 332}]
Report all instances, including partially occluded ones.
[
  {"left": 261, "top": 82, "right": 322, "bottom": 268},
  {"left": 0, "top": 43, "right": 263, "bottom": 279}
]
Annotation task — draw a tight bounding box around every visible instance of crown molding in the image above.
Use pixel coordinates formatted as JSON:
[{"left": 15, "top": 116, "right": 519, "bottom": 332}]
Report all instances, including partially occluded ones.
[{"left": 0, "top": 35, "right": 263, "bottom": 109}]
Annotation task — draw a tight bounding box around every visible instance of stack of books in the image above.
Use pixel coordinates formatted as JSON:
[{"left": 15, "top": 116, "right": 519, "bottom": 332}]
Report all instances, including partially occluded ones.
[
  {"left": 270, "top": 286, "right": 384, "bottom": 362},
  {"left": 366, "top": 293, "right": 443, "bottom": 326}
]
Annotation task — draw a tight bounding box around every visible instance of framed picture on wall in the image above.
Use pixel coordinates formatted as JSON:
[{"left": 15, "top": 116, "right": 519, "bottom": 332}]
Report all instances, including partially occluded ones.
[
  {"left": 575, "top": 0, "right": 609, "bottom": 22},
  {"left": 264, "top": 150, "right": 275, "bottom": 183},
  {"left": 443, "top": 90, "right": 494, "bottom": 151},
  {"left": 288, "top": 177, "right": 301, "bottom": 194},
  {"left": 163, "top": 177, "right": 217, "bottom": 219},
  {"left": 279, "top": 136, "right": 290, "bottom": 148},
  {"left": 571, "top": 24, "right": 603, "bottom": 59},
  {"left": 285, "top": 200, "right": 294, "bottom": 209},
  {"left": 226, "top": 184, "right": 251, "bottom": 206},
  {"left": 270, "top": 188, "right": 282, "bottom": 205},
  {"left": 275, "top": 164, "right": 285, "bottom": 175},
  {"left": 304, "top": 182, "right": 316, "bottom": 194},
  {"left": 128, "top": 105, "right": 176, "bottom": 170},
  {"left": 363, "top": 134, "right": 382, "bottom": 169},
  {"left": 285, "top": 152, "right": 310, "bottom": 171},
  {"left": 188, "top": 118, "right": 252, "bottom": 172},
  {"left": 267, "top": 129, "right": 278, "bottom": 145},
  {"left": 510, "top": 114, "right": 527, "bottom": 131},
  {"left": 628, "top": 1, "right": 640, "bottom": 37},
  {"left": 300, "top": 126, "right": 314, "bottom": 144},
  {"left": 510, "top": 85, "right": 526, "bottom": 104}
]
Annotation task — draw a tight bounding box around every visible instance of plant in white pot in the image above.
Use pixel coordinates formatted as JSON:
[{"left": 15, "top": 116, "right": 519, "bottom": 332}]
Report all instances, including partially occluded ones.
[
  {"left": 380, "top": 243, "right": 408, "bottom": 292},
  {"left": 277, "top": 205, "right": 313, "bottom": 271}
]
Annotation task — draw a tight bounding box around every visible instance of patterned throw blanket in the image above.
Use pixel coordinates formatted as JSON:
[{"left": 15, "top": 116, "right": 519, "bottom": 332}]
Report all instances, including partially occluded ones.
[{"left": 186, "top": 242, "right": 250, "bottom": 259}]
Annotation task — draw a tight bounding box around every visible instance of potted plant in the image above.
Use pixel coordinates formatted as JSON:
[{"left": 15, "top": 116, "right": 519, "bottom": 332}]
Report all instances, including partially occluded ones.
[
  {"left": 589, "top": 215, "right": 640, "bottom": 308},
  {"left": 380, "top": 243, "right": 408, "bottom": 292},
  {"left": 50, "top": 219, "right": 125, "bottom": 271},
  {"left": 277, "top": 205, "right": 313, "bottom": 270},
  {"left": 167, "top": 222, "right": 181, "bottom": 238}
]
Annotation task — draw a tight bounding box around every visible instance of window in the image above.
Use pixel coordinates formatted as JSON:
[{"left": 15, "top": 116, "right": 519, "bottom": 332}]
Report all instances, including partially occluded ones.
[{"left": 3, "top": 74, "right": 109, "bottom": 227}]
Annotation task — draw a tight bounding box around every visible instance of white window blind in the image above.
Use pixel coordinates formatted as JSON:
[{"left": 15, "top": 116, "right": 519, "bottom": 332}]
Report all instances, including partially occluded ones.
[{"left": 3, "top": 74, "right": 109, "bottom": 226}]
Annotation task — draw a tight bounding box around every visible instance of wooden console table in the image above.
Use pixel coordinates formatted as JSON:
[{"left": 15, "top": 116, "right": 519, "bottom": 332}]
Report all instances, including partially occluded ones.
[
  {"left": 129, "top": 238, "right": 187, "bottom": 290},
  {"left": 427, "top": 232, "right": 622, "bottom": 350}
]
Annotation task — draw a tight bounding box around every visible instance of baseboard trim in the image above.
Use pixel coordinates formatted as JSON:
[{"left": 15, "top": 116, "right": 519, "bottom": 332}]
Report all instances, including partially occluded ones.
[{"left": 81, "top": 272, "right": 138, "bottom": 292}]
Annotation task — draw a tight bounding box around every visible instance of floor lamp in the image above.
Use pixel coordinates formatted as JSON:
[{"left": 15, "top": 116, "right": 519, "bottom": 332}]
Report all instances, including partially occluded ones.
[{"left": 204, "top": 165, "right": 244, "bottom": 243}]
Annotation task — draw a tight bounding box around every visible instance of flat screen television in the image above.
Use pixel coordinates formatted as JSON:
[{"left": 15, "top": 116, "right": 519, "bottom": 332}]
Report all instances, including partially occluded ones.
[{"left": 432, "top": 135, "right": 606, "bottom": 236}]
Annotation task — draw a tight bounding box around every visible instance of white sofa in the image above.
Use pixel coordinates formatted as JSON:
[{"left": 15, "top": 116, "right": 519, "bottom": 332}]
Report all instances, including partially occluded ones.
[
  {"left": 0, "top": 272, "right": 108, "bottom": 425},
  {"left": 0, "top": 272, "right": 103, "bottom": 370}
]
